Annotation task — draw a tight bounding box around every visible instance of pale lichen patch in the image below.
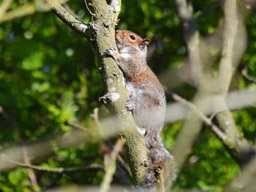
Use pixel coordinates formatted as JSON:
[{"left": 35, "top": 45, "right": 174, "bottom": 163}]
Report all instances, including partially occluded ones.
[
  {"left": 106, "top": 78, "right": 114, "bottom": 84},
  {"left": 79, "top": 24, "right": 88, "bottom": 33},
  {"left": 109, "top": 87, "right": 116, "bottom": 92}
]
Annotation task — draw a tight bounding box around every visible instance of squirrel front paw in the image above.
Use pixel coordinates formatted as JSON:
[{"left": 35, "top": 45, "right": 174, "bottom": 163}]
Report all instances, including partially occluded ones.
[
  {"left": 104, "top": 47, "right": 117, "bottom": 56},
  {"left": 103, "top": 47, "right": 120, "bottom": 63},
  {"left": 125, "top": 100, "right": 136, "bottom": 112}
]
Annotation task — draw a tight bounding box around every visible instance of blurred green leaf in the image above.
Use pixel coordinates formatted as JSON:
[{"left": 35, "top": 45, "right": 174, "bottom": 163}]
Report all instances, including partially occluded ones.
[{"left": 21, "top": 52, "right": 43, "bottom": 70}]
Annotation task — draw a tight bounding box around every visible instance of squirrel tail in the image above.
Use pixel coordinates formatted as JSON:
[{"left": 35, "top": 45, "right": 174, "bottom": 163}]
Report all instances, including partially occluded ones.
[{"left": 141, "top": 125, "right": 177, "bottom": 189}]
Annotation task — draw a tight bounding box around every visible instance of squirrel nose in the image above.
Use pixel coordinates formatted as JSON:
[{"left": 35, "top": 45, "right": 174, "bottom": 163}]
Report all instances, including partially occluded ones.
[{"left": 116, "top": 30, "right": 120, "bottom": 34}]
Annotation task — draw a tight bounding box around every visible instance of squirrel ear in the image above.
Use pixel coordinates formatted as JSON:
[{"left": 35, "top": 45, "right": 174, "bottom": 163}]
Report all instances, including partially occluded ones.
[{"left": 139, "top": 38, "right": 150, "bottom": 50}]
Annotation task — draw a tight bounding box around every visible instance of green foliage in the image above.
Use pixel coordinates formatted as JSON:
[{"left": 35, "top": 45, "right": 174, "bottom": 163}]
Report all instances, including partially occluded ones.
[
  {"left": 0, "top": 0, "right": 255, "bottom": 191},
  {"left": 175, "top": 129, "right": 239, "bottom": 191}
]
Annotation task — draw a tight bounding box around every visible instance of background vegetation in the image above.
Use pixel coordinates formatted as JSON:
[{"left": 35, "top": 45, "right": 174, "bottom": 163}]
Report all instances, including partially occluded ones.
[{"left": 0, "top": 0, "right": 256, "bottom": 191}]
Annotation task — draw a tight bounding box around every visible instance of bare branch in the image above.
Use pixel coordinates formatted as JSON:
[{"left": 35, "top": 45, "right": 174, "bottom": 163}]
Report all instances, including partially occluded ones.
[
  {"left": 1, "top": 0, "right": 149, "bottom": 183},
  {"left": 0, "top": 0, "right": 68, "bottom": 24},
  {"left": 223, "top": 156, "right": 256, "bottom": 192},
  {"left": 207, "top": 0, "right": 256, "bottom": 166},
  {"left": 196, "top": 0, "right": 223, "bottom": 21},
  {"left": 160, "top": 23, "right": 224, "bottom": 90},
  {"left": 218, "top": 0, "right": 238, "bottom": 93},
  {"left": 0, "top": 88, "right": 255, "bottom": 173},
  {"left": 0, "top": 128, "right": 98, "bottom": 172},
  {"left": 100, "top": 138, "right": 123, "bottom": 192},
  {"left": 62, "top": 3, "right": 85, "bottom": 23},
  {"left": 84, "top": 0, "right": 95, "bottom": 16},
  {"left": 170, "top": 88, "right": 256, "bottom": 170},
  {"left": 242, "top": 66, "right": 256, "bottom": 83},
  {"left": 0, "top": 0, "right": 13, "bottom": 17},
  {"left": 167, "top": 90, "right": 256, "bottom": 165},
  {"left": 165, "top": 88, "right": 256, "bottom": 123},
  {"left": 23, "top": 146, "right": 39, "bottom": 188},
  {"left": 90, "top": 108, "right": 103, "bottom": 129},
  {"left": 0, "top": 4, "right": 35, "bottom": 24},
  {"left": 64, "top": 120, "right": 88, "bottom": 131},
  {"left": 4, "top": 157, "right": 104, "bottom": 173},
  {"left": 167, "top": 92, "right": 226, "bottom": 141},
  {"left": 0, "top": 106, "right": 38, "bottom": 187},
  {"left": 174, "top": 0, "right": 202, "bottom": 87},
  {"left": 45, "top": 0, "right": 91, "bottom": 38},
  {"left": 172, "top": 0, "right": 206, "bottom": 174}
]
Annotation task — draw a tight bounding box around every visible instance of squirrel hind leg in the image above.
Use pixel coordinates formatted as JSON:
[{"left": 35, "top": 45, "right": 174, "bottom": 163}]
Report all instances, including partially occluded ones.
[{"left": 137, "top": 170, "right": 157, "bottom": 190}]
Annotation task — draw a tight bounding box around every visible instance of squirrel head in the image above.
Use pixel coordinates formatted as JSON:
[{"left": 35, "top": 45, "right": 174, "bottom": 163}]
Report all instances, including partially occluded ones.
[{"left": 115, "top": 30, "right": 150, "bottom": 56}]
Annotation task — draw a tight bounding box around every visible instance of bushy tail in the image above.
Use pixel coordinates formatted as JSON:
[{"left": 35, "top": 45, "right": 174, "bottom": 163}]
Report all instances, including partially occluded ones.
[{"left": 140, "top": 124, "right": 176, "bottom": 189}]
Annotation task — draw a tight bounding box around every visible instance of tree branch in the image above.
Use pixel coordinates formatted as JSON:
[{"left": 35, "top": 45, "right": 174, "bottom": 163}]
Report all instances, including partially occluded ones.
[
  {"left": 210, "top": 0, "right": 255, "bottom": 165},
  {"left": 0, "top": 0, "right": 13, "bottom": 17},
  {"left": 242, "top": 66, "right": 256, "bottom": 83},
  {"left": 64, "top": 120, "right": 88, "bottom": 131},
  {"left": 4, "top": 157, "right": 104, "bottom": 173},
  {"left": 0, "top": 0, "right": 68, "bottom": 24},
  {"left": 173, "top": 0, "right": 205, "bottom": 173},
  {"left": 0, "top": 88, "right": 255, "bottom": 173},
  {"left": 45, "top": 0, "right": 91, "bottom": 38},
  {"left": 218, "top": 0, "right": 238, "bottom": 93},
  {"left": 223, "top": 156, "right": 256, "bottom": 192},
  {"left": 174, "top": 0, "right": 203, "bottom": 87},
  {"left": 167, "top": 91, "right": 256, "bottom": 166},
  {"left": 172, "top": 0, "right": 253, "bottom": 175},
  {"left": 165, "top": 88, "right": 256, "bottom": 123},
  {"left": 167, "top": 92, "right": 226, "bottom": 141},
  {"left": 87, "top": 0, "right": 149, "bottom": 185},
  {"left": 43, "top": 0, "right": 149, "bottom": 185},
  {"left": 0, "top": 106, "right": 39, "bottom": 187},
  {"left": 100, "top": 138, "right": 123, "bottom": 192},
  {"left": 196, "top": 0, "right": 223, "bottom": 21}
]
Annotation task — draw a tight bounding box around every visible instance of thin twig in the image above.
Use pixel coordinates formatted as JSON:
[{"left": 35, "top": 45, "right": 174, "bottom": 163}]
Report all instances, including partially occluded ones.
[
  {"left": 0, "top": 0, "right": 68, "bottom": 24},
  {"left": 242, "top": 66, "right": 256, "bottom": 83},
  {"left": 84, "top": 0, "right": 95, "bottom": 16},
  {"left": 196, "top": 0, "right": 223, "bottom": 21},
  {"left": 117, "top": 155, "right": 132, "bottom": 177},
  {"left": 214, "top": 0, "right": 245, "bottom": 149},
  {"left": 23, "top": 146, "right": 39, "bottom": 187},
  {"left": 45, "top": 0, "right": 90, "bottom": 37},
  {"left": 167, "top": 92, "right": 226, "bottom": 140},
  {"left": 4, "top": 157, "right": 104, "bottom": 173},
  {"left": 100, "top": 138, "right": 123, "bottom": 192},
  {"left": 0, "top": 106, "right": 38, "bottom": 187},
  {"left": 63, "top": 3, "right": 84, "bottom": 23},
  {"left": 91, "top": 108, "right": 130, "bottom": 177},
  {"left": 90, "top": 108, "right": 101, "bottom": 127},
  {"left": 64, "top": 120, "right": 88, "bottom": 131}
]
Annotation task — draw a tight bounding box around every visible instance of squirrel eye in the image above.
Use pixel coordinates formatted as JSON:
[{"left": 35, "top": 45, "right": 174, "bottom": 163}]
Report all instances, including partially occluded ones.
[{"left": 129, "top": 35, "right": 136, "bottom": 40}]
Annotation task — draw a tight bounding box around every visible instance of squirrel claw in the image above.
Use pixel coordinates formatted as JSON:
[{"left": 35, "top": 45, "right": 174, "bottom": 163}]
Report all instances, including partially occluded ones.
[
  {"left": 103, "top": 47, "right": 117, "bottom": 57},
  {"left": 103, "top": 47, "right": 120, "bottom": 63},
  {"left": 125, "top": 100, "right": 136, "bottom": 112}
]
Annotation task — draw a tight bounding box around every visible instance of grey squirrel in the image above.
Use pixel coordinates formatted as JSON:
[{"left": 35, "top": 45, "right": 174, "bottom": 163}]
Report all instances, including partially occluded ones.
[{"left": 104, "top": 30, "right": 176, "bottom": 189}]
